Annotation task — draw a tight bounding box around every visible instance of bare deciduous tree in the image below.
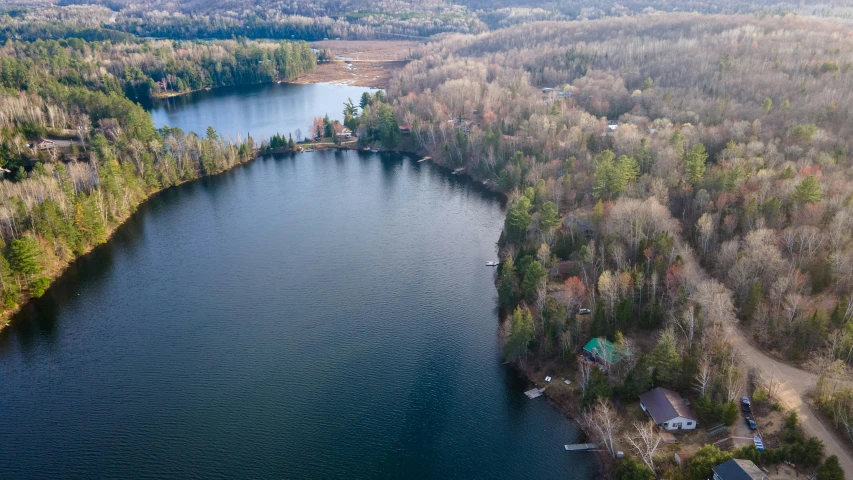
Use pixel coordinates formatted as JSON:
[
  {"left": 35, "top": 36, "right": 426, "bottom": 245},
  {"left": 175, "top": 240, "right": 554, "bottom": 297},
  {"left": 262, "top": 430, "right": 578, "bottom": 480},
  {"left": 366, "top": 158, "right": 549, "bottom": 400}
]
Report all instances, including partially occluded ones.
[
  {"left": 583, "top": 398, "right": 621, "bottom": 459},
  {"left": 625, "top": 421, "right": 663, "bottom": 471}
]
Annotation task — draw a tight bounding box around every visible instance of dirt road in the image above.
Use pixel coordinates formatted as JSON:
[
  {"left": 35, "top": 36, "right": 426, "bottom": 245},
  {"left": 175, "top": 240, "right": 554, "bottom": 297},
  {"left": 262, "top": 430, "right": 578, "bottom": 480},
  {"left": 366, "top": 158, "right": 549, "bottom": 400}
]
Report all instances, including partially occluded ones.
[{"left": 729, "top": 327, "right": 853, "bottom": 474}]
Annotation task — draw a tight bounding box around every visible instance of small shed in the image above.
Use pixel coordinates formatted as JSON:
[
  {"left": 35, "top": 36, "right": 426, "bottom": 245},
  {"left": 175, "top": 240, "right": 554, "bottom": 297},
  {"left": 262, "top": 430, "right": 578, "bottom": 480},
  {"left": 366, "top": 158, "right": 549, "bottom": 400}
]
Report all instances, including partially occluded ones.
[
  {"left": 581, "top": 338, "right": 624, "bottom": 372},
  {"left": 639, "top": 387, "right": 698, "bottom": 431}
]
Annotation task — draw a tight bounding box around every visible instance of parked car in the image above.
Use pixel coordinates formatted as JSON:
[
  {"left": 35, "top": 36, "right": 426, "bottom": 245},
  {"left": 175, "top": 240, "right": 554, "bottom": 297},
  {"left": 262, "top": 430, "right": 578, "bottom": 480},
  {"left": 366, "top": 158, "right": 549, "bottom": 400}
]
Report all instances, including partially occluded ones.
[
  {"left": 753, "top": 435, "right": 764, "bottom": 451},
  {"left": 741, "top": 396, "right": 751, "bottom": 414},
  {"left": 578, "top": 308, "right": 592, "bottom": 315},
  {"left": 745, "top": 416, "right": 757, "bottom": 430}
]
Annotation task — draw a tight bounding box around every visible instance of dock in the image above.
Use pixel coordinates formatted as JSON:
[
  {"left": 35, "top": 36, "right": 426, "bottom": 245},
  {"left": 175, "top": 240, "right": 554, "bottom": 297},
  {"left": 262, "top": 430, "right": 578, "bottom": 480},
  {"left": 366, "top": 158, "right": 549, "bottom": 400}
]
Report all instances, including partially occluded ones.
[
  {"left": 564, "top": 443, "right": 600, "bottom": 451},
  {"left": 524, "top": 388, "right": 545, "bottom": 399}
]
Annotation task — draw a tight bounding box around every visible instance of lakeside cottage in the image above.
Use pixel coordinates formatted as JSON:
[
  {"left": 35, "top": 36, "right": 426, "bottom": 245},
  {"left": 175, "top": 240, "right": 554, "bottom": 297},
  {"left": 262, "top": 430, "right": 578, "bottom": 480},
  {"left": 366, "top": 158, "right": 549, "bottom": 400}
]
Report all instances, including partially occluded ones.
[
  {"left": 712, "top": 459, "right": 769, "bottom": 480},
  {"left": 581, "top": 338, "right": 625, "bottom": 372},
  {"left": 639, "top": 387, "right": 698, "bottom": 431}
]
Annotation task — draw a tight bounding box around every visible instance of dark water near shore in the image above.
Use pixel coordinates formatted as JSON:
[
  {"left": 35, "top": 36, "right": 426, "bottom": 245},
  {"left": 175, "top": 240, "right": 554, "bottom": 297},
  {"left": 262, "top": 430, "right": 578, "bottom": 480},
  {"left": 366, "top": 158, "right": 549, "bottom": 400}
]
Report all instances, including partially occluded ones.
[
  {"left": 0, "top": 83, "right": 596, "bottom": 479},
  {"left": 147, "top": 82, "right": 378, "bottom": 141}
]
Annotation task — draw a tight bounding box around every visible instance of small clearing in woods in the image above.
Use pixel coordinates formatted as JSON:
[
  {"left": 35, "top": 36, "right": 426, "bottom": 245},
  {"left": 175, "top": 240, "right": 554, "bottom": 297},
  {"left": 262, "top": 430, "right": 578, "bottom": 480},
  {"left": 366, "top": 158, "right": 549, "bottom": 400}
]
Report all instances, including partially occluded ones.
[{"left": 293, "top": 40, "right": 422, "bottom": 89}]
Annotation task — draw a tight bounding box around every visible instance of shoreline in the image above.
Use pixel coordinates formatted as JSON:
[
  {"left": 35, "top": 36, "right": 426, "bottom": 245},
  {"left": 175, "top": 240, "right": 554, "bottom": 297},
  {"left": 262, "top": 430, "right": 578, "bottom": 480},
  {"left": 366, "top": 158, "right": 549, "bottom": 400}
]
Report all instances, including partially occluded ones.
[
  {"left": 0, "top": 147, "right": 270, "bottom": 330},
  {"left": 0, "top": 144, "right": 424, "bottom": 331},
  {"left": 418, "top": 146, "right": 609, "bottom": 478},
  {"left": 2, "top": 140, "right": 607, "bottom": 478},
  {"left": 512, "top": 358, "right": 612, "bottom": 480}
]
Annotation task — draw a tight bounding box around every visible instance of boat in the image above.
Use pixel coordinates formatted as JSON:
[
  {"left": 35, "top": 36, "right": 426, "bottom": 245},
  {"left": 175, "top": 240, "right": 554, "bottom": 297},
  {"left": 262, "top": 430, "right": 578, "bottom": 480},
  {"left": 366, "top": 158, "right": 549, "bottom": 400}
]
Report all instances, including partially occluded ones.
[
  {"left": 486, "top": 261, "right": 499, "bottom": 266},
  {"left": 418, "top": 156, "right": 431, "bottom": 163},
  {"left": 452, "top": 167, "right": 465, "bottom": 175},
  {"left": 370, "top": 148, "right": 379, "bottom": 153},
  {"left": 204, "top": 87, "right": 212, "bottom": 91},
  {"left": 302, "top": 148, "right": 314, "bottom": 152}
]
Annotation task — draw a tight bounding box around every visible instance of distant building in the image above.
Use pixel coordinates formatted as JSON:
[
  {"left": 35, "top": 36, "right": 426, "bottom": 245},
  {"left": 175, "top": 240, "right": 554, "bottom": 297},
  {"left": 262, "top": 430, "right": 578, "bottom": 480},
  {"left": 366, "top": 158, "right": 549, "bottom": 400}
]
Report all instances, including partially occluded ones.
[
  {"left": 581, "top": 338, "right": 625, "bottom": 371},
  {"left": 712, "top": 459, "right": 769, "bottom": 480},
  {"left": 639, "top": 387, "right": 698, "bottom": 431},
  {"left": 36, "top": 138, "right": 55, "bottom": 150}
]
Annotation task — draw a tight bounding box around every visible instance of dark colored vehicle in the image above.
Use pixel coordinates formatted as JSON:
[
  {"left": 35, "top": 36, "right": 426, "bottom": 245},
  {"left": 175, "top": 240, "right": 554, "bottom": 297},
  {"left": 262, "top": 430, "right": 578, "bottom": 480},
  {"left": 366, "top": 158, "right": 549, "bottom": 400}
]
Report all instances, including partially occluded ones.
[
  {"left": 745, "top": 416, "right": 757, "bottom": 430},
  {"left": 741, "top": 396, "right": 751, "bottom": 414}
]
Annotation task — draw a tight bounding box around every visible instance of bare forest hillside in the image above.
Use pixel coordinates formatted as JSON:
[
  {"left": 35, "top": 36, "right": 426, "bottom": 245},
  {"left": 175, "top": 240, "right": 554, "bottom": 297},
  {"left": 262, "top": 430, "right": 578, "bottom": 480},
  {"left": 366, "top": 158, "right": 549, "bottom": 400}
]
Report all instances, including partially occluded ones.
[{"left": 388, "top": 13, "right": 853, "bottom": 443}]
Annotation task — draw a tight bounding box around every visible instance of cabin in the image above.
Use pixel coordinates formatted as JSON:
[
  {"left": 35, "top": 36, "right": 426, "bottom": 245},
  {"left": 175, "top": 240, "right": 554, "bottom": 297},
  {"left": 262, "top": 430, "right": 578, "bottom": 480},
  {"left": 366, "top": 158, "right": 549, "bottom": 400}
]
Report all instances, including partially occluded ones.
[
  {"left": 639, "top": 387, "right": 698, "bottom": 431},
  {"left": 36, "top": 139, "right": 55, "bottom": 150},
  {"left": 581, "top": 338, "right": 625, "bottom": 372},
  {"left": 712, "top": 459, "right": 769, "bottom": 480}
]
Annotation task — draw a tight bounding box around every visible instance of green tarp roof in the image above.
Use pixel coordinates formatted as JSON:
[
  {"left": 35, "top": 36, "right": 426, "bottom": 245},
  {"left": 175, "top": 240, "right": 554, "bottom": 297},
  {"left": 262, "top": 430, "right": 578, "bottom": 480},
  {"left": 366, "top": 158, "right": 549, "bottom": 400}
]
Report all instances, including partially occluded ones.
[{"left": 582, "top": 338, "right": 625, "bottom": 365}]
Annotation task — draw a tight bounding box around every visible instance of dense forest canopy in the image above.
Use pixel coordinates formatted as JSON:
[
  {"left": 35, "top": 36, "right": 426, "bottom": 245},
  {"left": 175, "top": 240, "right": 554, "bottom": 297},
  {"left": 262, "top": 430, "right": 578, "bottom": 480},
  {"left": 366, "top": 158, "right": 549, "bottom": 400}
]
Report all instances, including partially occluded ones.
[
  {"left": 386, "top": 13, "right": 853, "bottom": 449},
  {"left": 5, "top": 0, "right": 853, "bottom": 42},
  {"left": 0, "top": 34, "right": 320, "bottom": 317},
  {"left": 0, "top": 37, "right": 315, "bottom": 99}
]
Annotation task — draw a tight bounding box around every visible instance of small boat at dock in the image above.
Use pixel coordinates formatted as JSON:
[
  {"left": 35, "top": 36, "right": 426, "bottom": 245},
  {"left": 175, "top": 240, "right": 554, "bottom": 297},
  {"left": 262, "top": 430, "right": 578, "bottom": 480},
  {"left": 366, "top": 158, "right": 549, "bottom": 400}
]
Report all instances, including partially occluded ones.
[
  {"left": 486, "top": 261, "right": 499, "bottom": 266},
  {"left": 452, "top": 167, "right": 465, "bottom": 175},
  {"left": 418, "top": 156, "right": 431, "bottom": 163}
]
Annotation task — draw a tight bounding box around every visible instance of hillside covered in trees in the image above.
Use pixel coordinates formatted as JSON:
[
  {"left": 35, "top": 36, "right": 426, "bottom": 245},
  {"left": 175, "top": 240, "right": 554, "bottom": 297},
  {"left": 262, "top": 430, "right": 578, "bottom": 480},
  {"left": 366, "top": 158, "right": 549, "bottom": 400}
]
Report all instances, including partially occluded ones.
[
  {"left": 0, "top": 37, "right": 315, "bottom": 100},
  {"left": 386, "top": 13, "right": 853, "bottom": 469},
  {"left": 5, "top": 0, "right": 853, "bottom": 44},
  {"left": 0, "top": 35, "right": 322, "bottom": 320}
]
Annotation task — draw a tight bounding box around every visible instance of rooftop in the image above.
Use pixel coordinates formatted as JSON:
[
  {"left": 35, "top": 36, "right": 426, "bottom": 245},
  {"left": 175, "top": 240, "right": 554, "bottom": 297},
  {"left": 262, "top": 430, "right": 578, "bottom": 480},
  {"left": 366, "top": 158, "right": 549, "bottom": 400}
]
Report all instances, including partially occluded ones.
[
  {"left": 639, "top": 387, "right": 696, "bottom": 423},
  {"left": 712, "top": 459, "right": 769, "bottom": 480},
  {"left": 582, "top": 338, "right": 625, "bottom": 365}
]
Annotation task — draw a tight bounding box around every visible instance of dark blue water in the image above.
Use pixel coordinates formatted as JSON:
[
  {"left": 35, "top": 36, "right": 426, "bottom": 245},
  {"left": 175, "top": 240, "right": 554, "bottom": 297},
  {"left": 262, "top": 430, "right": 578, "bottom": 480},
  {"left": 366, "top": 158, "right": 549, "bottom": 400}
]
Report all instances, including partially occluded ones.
[
  {"left": 0, "top": 83, "right": 596, "bottom": 479},
  {"left": 147, "top": 82, "right": 377, "bottom": 141}
]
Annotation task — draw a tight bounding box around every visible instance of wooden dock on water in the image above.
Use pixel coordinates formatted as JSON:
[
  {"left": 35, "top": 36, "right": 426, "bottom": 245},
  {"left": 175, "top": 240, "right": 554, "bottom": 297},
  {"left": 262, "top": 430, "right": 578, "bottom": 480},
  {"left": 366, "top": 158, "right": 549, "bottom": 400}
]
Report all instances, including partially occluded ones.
[
  {"left": 524, "top": 388, "right": 544, "bottom": 399},
  {"left": 564, "top": 443, "right": 600, "bottom": 451}
]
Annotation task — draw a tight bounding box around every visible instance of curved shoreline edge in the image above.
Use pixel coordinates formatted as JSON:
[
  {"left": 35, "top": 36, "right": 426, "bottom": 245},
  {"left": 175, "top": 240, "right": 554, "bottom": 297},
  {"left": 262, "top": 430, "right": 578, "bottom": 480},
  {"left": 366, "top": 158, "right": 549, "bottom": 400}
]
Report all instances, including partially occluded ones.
[{"left": 2, "top": 143, "right": 605, "bottom": 478}]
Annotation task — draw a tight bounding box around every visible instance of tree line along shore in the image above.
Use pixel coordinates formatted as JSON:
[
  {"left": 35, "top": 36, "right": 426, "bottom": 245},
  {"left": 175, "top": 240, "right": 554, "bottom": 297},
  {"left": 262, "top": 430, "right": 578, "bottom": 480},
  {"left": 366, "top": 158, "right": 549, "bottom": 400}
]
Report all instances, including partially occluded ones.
[
  {"left": 4, "top": 3, "right": 853, "bottom": 479},
  {"left": 382, "top": 13, "right": 853, "bottom": 480}
]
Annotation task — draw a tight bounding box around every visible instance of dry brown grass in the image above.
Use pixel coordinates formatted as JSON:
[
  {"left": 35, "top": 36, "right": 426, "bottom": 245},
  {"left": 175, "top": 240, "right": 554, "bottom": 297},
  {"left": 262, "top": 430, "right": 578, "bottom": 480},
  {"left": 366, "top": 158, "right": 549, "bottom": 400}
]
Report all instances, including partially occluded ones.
[{"left": 291, "top": 40, "right": 422, "bottom": 88}]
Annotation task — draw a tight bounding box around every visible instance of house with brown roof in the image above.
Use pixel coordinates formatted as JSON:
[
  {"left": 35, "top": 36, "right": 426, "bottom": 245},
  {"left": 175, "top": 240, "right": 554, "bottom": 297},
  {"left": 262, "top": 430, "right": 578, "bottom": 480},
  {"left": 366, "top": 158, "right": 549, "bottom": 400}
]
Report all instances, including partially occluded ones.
[
  {"left": 639, "top": 387, "right": 698, "bottom": 431},
  {"left": 712, "top": 459, "right": 769, "bottom": 480}
]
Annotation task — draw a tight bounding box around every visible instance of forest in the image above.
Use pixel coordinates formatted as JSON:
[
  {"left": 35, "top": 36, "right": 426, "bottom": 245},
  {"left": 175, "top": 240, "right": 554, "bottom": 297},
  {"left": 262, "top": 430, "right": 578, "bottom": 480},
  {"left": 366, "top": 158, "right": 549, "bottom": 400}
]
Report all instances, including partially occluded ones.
[
  {"left": 0, "top": 36, "right": 315, "bottom": 100},
  {"left": 7, "top": 0, "right": 853, "bottom": 45},
  {"left": 386, "top": 12, "right": 853, "bottom": 477},
  {"left": 0, "top": 35, "right": 310, "bottom": 321}
]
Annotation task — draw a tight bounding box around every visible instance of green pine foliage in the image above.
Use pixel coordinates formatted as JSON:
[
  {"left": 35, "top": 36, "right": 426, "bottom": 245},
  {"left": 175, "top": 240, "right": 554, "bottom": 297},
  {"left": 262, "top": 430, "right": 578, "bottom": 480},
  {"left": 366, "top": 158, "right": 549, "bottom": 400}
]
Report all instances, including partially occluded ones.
[{"left": 0, "top": 37, "right": 273, "bottom": 321}]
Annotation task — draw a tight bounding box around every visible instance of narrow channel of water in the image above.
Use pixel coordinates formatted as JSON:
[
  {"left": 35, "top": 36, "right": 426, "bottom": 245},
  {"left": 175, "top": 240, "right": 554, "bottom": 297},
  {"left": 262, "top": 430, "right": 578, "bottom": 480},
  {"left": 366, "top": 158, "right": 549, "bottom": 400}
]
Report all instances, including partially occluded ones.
[{"left": 0, "top": 83, "right": 596, "bottom": 479}]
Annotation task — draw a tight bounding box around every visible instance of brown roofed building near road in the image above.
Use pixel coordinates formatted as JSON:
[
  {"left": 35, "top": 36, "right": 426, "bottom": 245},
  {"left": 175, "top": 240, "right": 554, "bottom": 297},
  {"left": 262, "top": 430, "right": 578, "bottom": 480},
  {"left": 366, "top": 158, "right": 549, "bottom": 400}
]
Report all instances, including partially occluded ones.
[
  {"left": 712, "top": 459, "right": 769, "bottom": 480},
  {"left": 639, "top": 387, "right": 698, "bottom": 431}
]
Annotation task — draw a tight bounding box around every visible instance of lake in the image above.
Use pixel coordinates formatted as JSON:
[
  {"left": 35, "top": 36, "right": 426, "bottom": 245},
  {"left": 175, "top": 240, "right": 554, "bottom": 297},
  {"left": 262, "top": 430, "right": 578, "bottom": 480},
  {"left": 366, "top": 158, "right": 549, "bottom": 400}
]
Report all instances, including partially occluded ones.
[
  {"left": 147, "top": 82, "right": 378, "bottom": 141},
  {"left": 0, "top": 83, "right": 597, "bottom": 479}
]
